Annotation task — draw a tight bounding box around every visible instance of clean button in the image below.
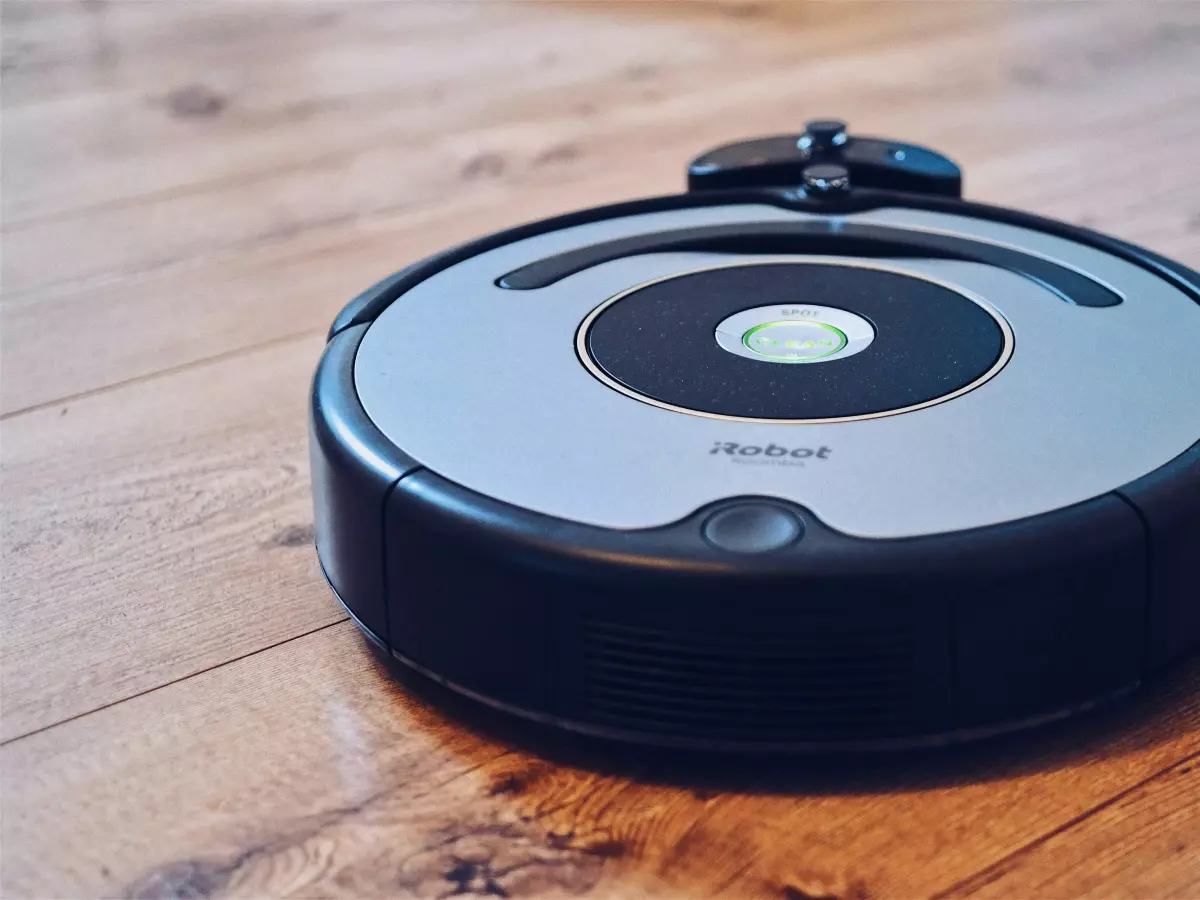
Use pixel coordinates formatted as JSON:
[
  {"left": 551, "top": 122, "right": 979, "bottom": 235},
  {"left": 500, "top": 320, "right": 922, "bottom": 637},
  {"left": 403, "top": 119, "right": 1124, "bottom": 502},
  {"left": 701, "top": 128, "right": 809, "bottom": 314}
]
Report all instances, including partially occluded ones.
[
  {"left": 743, "top": 320, "right": 848, "bottom": 361},
  {"left": 714, "top": 303, "right": 875, "bottom": 365}
]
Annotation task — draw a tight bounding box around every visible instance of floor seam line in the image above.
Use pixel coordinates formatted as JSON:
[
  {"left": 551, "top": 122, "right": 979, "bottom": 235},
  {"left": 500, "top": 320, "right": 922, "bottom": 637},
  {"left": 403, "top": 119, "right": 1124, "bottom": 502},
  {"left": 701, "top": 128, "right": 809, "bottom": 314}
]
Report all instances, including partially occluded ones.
[
  {"left": 0, "top": 327, "right": 325, "bottom": 421},
  {"left": 929, "top": 746, "right": 1200, "bottom": 898},
  {"left": 1, "top": 617, "right": 350, "bottom": 746}
]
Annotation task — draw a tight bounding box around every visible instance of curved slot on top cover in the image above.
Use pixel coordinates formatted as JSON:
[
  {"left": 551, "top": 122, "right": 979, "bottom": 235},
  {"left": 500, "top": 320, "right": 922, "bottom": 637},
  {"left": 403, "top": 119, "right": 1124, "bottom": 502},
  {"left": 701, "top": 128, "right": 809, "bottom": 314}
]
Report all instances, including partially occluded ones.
[{"left": 496, "top": 221, "right": 1123, "bottom": 307}]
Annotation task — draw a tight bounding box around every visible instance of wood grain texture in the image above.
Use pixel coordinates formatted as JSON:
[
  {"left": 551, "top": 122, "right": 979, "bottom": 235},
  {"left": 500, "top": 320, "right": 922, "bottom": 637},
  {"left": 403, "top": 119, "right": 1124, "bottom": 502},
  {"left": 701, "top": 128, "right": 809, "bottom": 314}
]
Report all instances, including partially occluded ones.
[
  {"left": 2, "top": 1, "right": 1199, "bottom": 897},
  {"left": 947, "top": 754, "right": 1200, "bottom": 899},
  {"left": 4, "top": 2, "right": 1198, "bottom": 411},
  {"left": 0, "top": 335, "right": 337, "bottom": 739},
  {"left": 5, "top": 623, "right": 1200, "bottom": 900}
]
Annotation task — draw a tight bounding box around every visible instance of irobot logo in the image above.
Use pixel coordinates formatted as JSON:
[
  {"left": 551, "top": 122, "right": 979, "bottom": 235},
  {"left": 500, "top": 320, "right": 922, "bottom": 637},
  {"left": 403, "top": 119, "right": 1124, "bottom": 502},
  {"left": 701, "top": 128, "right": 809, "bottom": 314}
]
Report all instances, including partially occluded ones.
[{"left": 711, "top": 441, "right": 832, "bottom": 461}]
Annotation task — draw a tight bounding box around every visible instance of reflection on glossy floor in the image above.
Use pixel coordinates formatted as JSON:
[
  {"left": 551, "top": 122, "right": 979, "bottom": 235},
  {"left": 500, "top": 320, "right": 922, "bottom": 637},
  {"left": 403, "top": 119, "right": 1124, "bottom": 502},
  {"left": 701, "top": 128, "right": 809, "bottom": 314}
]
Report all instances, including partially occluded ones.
[{"left": 2, "top": 2, "right": 1198, "bottom": 896}]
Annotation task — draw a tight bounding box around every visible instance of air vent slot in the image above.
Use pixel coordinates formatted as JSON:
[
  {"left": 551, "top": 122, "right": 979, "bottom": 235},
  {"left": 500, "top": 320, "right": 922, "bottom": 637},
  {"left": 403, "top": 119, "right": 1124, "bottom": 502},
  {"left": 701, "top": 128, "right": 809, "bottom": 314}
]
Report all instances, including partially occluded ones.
[{"left": 582, "top": 617, "right": 917, "bottom": 742}]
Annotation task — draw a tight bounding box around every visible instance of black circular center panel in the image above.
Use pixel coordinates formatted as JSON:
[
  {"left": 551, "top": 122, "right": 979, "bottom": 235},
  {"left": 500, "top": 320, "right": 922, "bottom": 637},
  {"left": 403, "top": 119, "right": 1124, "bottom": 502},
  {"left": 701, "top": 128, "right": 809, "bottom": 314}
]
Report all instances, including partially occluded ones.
[{"left": 584, "top": 262, "right": 1008, "bottom": 420}]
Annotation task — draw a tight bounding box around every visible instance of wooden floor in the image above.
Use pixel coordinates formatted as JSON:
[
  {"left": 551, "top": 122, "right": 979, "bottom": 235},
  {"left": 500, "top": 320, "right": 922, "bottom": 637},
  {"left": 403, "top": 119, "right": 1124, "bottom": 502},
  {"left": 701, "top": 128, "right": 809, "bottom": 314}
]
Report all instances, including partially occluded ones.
[{"left": 3, "top": 2, "right": 1199, "bottom": 897}]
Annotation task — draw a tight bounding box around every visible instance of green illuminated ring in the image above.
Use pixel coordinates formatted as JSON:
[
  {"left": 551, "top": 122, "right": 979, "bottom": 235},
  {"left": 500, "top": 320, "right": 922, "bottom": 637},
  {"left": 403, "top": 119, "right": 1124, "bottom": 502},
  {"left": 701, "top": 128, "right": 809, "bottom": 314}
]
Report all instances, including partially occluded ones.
[{"left": 741, "top": 321, "right": 849, "bottom": 362}]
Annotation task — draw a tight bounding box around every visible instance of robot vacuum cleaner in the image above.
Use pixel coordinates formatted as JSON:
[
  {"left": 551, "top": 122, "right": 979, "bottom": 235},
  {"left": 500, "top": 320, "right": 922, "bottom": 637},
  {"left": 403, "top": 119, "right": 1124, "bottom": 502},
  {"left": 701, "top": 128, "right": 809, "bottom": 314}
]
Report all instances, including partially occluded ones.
[{"left": 310, "top": 121, "right": 1200, "bottom": 751}]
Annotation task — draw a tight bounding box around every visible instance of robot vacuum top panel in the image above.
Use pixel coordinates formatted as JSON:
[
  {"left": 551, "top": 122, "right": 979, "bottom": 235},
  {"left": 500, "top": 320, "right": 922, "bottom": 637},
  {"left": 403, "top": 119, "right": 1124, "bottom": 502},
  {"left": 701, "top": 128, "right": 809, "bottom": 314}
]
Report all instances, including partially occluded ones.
[{"left": 354, "top": 202, "right": 1200, "bottom": 539}]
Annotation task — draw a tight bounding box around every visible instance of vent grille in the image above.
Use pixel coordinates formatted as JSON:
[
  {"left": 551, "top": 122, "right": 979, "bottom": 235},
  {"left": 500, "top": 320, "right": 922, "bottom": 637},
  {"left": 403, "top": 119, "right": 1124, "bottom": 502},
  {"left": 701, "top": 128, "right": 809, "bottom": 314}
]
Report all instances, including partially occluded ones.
[{"left": 582, "top": 617, "right": 916, "bottom": 742}]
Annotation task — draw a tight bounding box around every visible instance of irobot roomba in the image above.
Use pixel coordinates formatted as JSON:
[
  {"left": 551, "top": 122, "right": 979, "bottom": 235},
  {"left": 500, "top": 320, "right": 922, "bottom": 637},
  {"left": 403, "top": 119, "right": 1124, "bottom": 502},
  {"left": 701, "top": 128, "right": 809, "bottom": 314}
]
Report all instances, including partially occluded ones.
[{"left": 310, "top": 121, "right": 1200, "bottom": 750}]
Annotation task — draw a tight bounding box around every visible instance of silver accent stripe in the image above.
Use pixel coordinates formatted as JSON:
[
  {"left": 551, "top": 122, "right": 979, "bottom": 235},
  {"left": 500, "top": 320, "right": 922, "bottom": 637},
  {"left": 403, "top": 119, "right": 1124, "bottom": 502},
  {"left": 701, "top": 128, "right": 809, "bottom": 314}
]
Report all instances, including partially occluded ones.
[{"left": 853, "top": 213, "right": 1128, "bottom": 305}]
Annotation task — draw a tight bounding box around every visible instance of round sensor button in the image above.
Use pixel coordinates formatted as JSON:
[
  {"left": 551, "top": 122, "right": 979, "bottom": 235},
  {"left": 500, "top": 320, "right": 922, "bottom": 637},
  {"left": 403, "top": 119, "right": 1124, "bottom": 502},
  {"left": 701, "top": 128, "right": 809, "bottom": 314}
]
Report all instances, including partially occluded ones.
[
  {"left": 702, "top": 503, "right": 804, "bottom": 554},
  {"left": 715, "top": 304, "right": 875, "bottom": 365}
]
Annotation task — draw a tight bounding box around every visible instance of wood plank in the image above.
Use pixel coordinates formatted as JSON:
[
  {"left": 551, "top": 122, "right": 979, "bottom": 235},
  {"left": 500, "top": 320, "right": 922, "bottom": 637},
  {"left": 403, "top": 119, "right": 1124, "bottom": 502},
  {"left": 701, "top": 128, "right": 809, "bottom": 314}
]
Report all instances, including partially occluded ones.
[
  {"left": 3, "top": 3, "right": 1198, "bottom": 415},
  {"left": 3, "top": 107, "right": 1197, "bottom": 418},
  {"left": 946, "top": 754, "right": 1200, "bottom": 898},
  {"left": 0, "top": 1, "right": 483, "bottom": 108},
  {"left": 5, "top": 2, "right": 1195, "bottom": 295},
  {"left": 4, "top": 622, "right": 1199, "bottom": 898},
  {"left": 0, "top": 1, "right": 987, "bottom": 299},
  {"left": 0, "top": 335, "right": 338, "bottom": 740},
  {"left": 1, "top": 1, "right": 954, "bottom": 225},
  {"left": 6, "top": 55, "right": 1199, "bottom": 302}
]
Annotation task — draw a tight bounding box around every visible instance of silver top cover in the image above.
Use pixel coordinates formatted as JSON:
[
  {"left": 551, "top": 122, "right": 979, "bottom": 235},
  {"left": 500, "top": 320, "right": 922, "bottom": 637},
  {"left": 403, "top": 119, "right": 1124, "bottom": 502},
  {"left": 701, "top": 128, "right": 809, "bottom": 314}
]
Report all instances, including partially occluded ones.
[{"left": 355, "top": 204, "right": 1200, "bottom": 537}]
